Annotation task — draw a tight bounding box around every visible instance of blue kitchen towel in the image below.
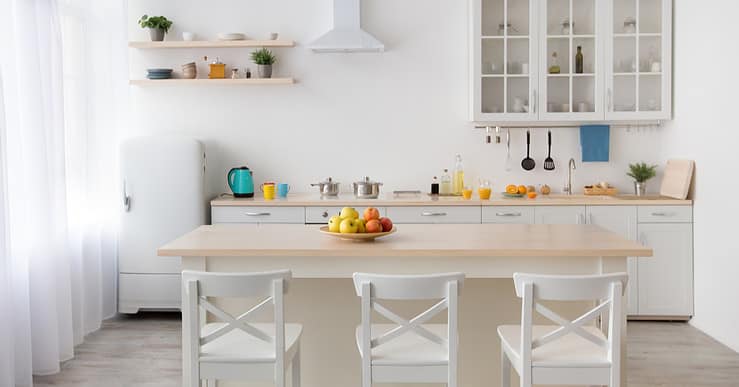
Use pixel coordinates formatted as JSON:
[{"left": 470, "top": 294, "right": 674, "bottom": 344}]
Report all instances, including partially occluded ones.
[{"left": 580, "top": 125, "right": 610, "bottom": 162}]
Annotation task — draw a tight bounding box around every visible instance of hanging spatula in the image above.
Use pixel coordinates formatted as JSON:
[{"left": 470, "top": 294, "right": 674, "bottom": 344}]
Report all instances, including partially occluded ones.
[{"left": 544, "top": 130, "right": 555, "bottom": 170}]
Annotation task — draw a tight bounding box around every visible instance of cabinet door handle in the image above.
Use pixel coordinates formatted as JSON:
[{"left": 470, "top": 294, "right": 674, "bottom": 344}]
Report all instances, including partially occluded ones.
[
  {"left": 421, "top": 212, "right": 447, "bottom": 216},
  {"left": 495, "top": 212, "right": 522, "bottom": 217},
  {"left": 607, "top": 88, "right": 613, "bottom": 112},
  {"left": 532, "top": 89, "right": 537, "bottom": 113},
  {"left": 122, "top": 180, "right": 131, "bottom": 212},
  {"left": 246, "top": 212, "right": 271, "bottom": 216},
  {"left": 651, "top": 212, "right": 673, "bottom": 217}
]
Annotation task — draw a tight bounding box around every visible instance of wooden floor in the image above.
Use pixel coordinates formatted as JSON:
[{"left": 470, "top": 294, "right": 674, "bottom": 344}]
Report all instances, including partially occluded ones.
[{"left": 33, "top": 313, "right": 739, "bottom": 387}]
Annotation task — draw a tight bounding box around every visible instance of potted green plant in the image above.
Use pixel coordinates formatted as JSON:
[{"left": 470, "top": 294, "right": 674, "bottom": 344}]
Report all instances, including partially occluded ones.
[
  {"left": 250, "top": 48, "right": 276, "bottom": 78},
  {"left": 627, "top": 162, "right": 657, "bottom": 196},
  {"left": 138, "top": 15, "right": 173, "bottom": 42}
]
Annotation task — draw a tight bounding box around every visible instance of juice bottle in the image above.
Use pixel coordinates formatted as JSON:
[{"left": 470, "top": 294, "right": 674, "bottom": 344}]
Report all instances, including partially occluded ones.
[
  {"left": 453, "top": 154, "right": 464, "bottom": 195},
  {"left": 440, "top": 169, "right": 452, "bottom": 195}
]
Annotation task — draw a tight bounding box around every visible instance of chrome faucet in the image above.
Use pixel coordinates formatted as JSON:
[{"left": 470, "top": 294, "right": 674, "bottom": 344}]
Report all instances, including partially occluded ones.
[{"left": 564, "top": 158, "right": 576, "bottom": 195}]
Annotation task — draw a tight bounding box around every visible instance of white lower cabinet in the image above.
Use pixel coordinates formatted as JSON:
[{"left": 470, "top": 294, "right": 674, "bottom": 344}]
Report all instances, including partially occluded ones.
[
  {"left": 535, "top": 206, "right": 586, "bottom": 224},
  {"left": 212, "top": 206, "right": 305, "bottom": 224},
  {"left": 637, "top": 222, "right": 694, "bottom": 317},
  {"left": 386, "top": 206, "right": 481, "bottom": 224},
  {"left": 482, "top": 206, "right": 535, "bottom": 224},
  {"left": 586, "top": 206, "right": 639, "bottom": 315}
]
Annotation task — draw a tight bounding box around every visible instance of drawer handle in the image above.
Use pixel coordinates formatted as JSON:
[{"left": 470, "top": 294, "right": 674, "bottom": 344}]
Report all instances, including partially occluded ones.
[
  {"left": 495, "top": 212, "right": 522, "bottom": 217},
  {"left": 322, "top": 211, "right": 329, "bottom": 218},
  {"left": 651, "top": 212, "right": 673, "bottom": 217},
  {"left": 421, "top": 212, "right": 447, "bottom": 216},
  {"left": 246, "top": 212, "right": 271, "bottom": 216}
]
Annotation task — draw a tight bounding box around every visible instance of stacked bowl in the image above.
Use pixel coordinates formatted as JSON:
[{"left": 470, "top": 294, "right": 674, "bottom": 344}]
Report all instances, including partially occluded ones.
[
  {"left": 146, "top": 68, "right": 173, "bottom": 80},
  {"left": 182, "top": 62, "right": 197, "bottom": 79}
]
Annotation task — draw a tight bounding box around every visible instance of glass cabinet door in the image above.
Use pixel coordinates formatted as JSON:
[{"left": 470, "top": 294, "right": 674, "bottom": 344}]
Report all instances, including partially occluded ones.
[
  {"left": 606, "top": 0, "right": 671, "bottom": 120},
  {"left": 539, "top": 0, "right": 603, "bottom": 121},
  {"left": 472, "top": 0, "right": 537, "bottom": 121}
]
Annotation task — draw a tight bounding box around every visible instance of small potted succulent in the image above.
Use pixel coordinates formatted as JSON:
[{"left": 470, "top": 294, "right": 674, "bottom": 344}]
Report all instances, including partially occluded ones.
[
  {"left": 250, "top": 48, "right": 276, "bottom": 78},
  {"left": 138, "top": 15, "right": 173, "bottom": 42},
  {"left": 627, "top": 162, "right": 657, "bottom": 196}
]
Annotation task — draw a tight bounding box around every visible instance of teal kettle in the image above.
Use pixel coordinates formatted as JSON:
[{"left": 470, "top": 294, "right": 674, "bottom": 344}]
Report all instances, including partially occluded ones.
[{"left": 228, "top": 166, "right": 255, "bottom": 198}]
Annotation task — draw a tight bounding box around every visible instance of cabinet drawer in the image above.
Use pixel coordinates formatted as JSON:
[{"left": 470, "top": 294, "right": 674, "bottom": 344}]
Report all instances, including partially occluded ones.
[
  {"left": 305, "top": 206, "right": 387, "bottom": 224},
  {"left": 212, "top": 206, "right": 304, "bottom": 224},
  {"left": 482, "top": 206, "right": 535, "bottom": 224},
  {"left": 386, "top": 206, "right": 481, "bottom": 224},
  {"left": 638, "top": 206, "right": 692, "bottom": 223}
]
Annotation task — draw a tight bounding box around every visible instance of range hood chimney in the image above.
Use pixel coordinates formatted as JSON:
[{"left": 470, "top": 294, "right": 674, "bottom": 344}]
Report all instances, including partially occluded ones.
[{"left": 309, "top": 0, "right": 384, "bottom": 53}]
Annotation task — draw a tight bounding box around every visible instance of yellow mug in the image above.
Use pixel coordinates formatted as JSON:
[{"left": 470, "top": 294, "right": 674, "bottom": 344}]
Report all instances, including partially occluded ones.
[
  {"left": 462, "top": 187, "right": 473, "bottom": 200},
  {"left": 261, "top": 182, "right": 276, "bottom": 200},
  {"left": 478, "top": 187, "right": 492, "bottom": 200}
]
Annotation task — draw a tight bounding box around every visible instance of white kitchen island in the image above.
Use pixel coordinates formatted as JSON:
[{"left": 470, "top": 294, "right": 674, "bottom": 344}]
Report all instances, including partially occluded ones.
[{"left": 159, "top": 223, "right": 652, "bottom": 387}]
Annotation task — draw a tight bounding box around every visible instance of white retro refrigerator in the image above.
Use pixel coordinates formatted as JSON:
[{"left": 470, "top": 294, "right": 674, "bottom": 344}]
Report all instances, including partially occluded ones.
[{"left": 118, "top": 137, "right": 206, "bottom": 313}]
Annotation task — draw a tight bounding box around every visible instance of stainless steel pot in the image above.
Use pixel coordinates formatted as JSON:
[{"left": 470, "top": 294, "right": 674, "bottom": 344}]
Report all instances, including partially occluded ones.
[
  {"left": 353, "top": 176, "right": 383, "bottom": 199},
  {"left": 311, "top": 177, "right": 340, "bottom": 196}
]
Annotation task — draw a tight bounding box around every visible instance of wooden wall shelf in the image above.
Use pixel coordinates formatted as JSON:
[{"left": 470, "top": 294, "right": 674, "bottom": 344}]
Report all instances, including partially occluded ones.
[
  {"left": 129, "top": 78, "right": 295, "bottom": 86},
  {"left": 129, "top": 40, "right": 296, "bottom": 49}
]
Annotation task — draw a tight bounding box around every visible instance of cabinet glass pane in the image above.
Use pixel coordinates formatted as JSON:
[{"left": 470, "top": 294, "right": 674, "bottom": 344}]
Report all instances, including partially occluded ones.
[
  {"left": 639, "top": 75, "right": 661, "bottom": 111},
  {"left": 482, "top": 78, "right": 504, "bottom": 113},
  {"left": 639, "top": 36, "right": 662, "bottom": 73},
  {"left": 639, "top": 0, "right": 662, "bottom": 34},
  {"left": 613, "top": 75, "right": 636, "bottom": 112},
  {"left": 573, "top": 77, "right": 595, "bottom": 112},
  {"left": 507, "top": 78, "right": 530, "bottom": 113},
  {"left": 613, "top": 0, "right": 637, "bottom": 34},
  {"left": 507, "top": 0, "right": 530, "bottom": 37},
  {"left": 613, "top": 37, "right": 636, "bottom": 73},
  {"left": 482, "top": 40, "right": 504, "bottom": 75},
  {"left": 547, "top": 77, "right": 570, "bottom": 112},
  {"left": 547, "top": 0, "right": 569, "bottom": 35},
  {"left": 481, "top": 0, "right": 504, "bottom": 36},
  {"left": 507, "top": 39, "right": 529, "bottom": 75},
  {"left": 547, "top": 38, "right": 570, "bottom": 74},
  {"left": 572, "top": 0, "right": 595, "bottom": 35}
]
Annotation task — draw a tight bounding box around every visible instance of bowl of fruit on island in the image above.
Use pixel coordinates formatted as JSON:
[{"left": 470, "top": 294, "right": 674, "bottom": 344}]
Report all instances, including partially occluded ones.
[{"left": 319, "top": 207, "right": 396, "bottom": 241}]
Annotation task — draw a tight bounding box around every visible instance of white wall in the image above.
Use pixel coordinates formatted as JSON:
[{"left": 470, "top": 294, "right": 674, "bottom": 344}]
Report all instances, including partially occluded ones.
[
  {"left": 128, "top": 0, "right": 667, "bottom": 201},
  {"left": 662, "top": 1, "right": 739, "bottom": 352}
]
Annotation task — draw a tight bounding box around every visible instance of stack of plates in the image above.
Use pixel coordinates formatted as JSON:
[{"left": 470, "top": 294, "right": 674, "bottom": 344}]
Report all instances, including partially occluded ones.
[
  {"left": 147, "top": 68, "right": 173, "bottom": 80},
  {"left": 217, "top": 32, "right": 246, "bottom": 41}
]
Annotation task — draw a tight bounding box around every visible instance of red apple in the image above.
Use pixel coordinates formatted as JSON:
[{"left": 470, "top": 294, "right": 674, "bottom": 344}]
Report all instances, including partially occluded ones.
[
  {"left": 363, "top": 207, "right": 381, "bottom": 221},
  {"left": 365, "top": 219, "right": 383, "bottom": 233},
  {"left": 379, "top": 217, "right": 393, "bottom": 232}
]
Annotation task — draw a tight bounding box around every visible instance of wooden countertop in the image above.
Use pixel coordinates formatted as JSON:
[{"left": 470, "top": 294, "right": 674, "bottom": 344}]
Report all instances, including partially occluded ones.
[
  {"left": 158, "top": 223, "right": 653, "bottom": 258},
  {"left": 210, "top": 193, "right": 691, "bottom": 207}
]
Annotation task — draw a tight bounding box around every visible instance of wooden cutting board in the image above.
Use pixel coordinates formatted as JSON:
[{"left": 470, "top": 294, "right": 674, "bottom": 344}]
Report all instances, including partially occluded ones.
[{"left": 660, "top": 159, "right": 694, "bottom": 199}]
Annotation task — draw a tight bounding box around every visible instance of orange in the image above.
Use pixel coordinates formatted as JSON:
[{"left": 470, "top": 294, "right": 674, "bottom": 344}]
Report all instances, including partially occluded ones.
[
  {"left": 527, "top": 192, "right": 537, "bottom": 199},
  {"left": 517, "top": 185, "right": 528, "bottom": 194},
  {"left": 505, "top": 184, "right": 518, "bottom": 194}
]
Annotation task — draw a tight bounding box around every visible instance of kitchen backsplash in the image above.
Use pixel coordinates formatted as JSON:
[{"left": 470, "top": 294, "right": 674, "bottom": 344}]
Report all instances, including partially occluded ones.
[{"left": 128, "top": 0, "right": 669, "bottom": 200}]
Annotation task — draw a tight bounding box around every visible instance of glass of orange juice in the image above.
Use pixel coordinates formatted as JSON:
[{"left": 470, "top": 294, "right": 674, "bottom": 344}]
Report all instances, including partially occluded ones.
[
  {"left": 462, "top": 186, "right": 473, "bottom": 200},
  {"left": 478, "top": 179, "right": 492, "bottom": 200}
]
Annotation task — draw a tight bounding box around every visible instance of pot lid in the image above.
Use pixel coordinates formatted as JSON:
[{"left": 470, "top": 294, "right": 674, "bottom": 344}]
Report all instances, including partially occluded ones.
[
  {"left": 354, "top": 176, "right": 382, "bottom": 185},
  {"left": 317, "top": 176, "right": 337, "bottom": 184}
]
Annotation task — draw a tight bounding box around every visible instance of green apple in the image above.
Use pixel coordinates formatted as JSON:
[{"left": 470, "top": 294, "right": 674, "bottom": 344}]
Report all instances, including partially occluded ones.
[
  {"left": 328, "top": 216, "right": 343, "bottom": 233},
  {"left": 339, "top": 218, "right": 358, "bottom": 234},
  {"left": 340, "top": 207, "right": 359, "bottom": 220},
  {"left": 355, "top": 218, "right": 366, "bottom": 233}
]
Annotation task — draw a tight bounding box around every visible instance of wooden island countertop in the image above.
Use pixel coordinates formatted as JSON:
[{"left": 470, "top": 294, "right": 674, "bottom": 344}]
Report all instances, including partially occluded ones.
[{"left": 158, "top": 223, "right": 652, "bottom": 258}]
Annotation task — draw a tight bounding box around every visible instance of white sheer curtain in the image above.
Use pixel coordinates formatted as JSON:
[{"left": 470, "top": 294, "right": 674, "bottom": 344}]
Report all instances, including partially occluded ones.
[{"left": 0, "top": 0, "right": 126, "bottom": 385}]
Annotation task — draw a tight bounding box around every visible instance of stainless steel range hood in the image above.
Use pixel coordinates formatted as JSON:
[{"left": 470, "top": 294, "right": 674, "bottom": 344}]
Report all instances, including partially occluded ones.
[{"left": 309, "top": 0, "right": 384, "bottom": 53}]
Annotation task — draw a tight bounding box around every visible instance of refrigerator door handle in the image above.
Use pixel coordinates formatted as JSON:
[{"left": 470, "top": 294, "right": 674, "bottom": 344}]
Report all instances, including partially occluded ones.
[{"left": 123, "top": 180, "right": 131, "bottom": 212}]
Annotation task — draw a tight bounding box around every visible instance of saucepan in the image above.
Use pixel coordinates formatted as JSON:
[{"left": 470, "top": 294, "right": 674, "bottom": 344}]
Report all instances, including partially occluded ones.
[
  {"left": 311, "top": 177, "right": 340, "bottom": 197},
  {"left": 353, "top": 176, "right": 383, "bottom": 199}
]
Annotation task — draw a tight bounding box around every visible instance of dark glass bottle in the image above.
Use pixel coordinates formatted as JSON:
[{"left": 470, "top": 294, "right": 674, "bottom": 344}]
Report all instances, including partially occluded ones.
[{"left": 575, "top": 46, "right": 584, "bottom": 74}]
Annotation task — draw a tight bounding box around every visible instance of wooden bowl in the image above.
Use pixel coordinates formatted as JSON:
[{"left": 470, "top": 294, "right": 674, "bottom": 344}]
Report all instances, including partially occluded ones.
[{"left": 319, "top": 226, "right": 396, "bottom": 241}]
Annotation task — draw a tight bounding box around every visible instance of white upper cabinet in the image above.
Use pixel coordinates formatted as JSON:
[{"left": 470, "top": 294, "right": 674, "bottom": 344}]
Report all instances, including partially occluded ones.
[
  {"left": 605, "top": 0, "right": 672, "bottom": 120},
  {"left": 472, "top": 0, "right": 538, "bottom": 122},
  {"left": 470, "top": 0, "right": 672, "bottom": 123}
]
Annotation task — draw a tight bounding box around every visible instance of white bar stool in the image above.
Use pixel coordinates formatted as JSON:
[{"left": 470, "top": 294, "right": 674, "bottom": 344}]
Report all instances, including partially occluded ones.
[
  {"left": 182, "top": 270, "right": 302, "bottom": 387},
  {"left": 498, "top": 272, "right": 628, "bottom": 387},
  {"left": 352, "top": 272, "right": 465, "bottom": 387}
]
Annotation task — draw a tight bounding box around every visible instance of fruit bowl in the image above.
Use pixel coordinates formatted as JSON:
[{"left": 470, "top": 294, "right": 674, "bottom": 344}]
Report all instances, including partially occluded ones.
[
  {"left": 502, "top": 192, "right": 525, "bottom": 198},
  {"left": 319, "top": 226, "right": 397, "bottom": 242}
]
